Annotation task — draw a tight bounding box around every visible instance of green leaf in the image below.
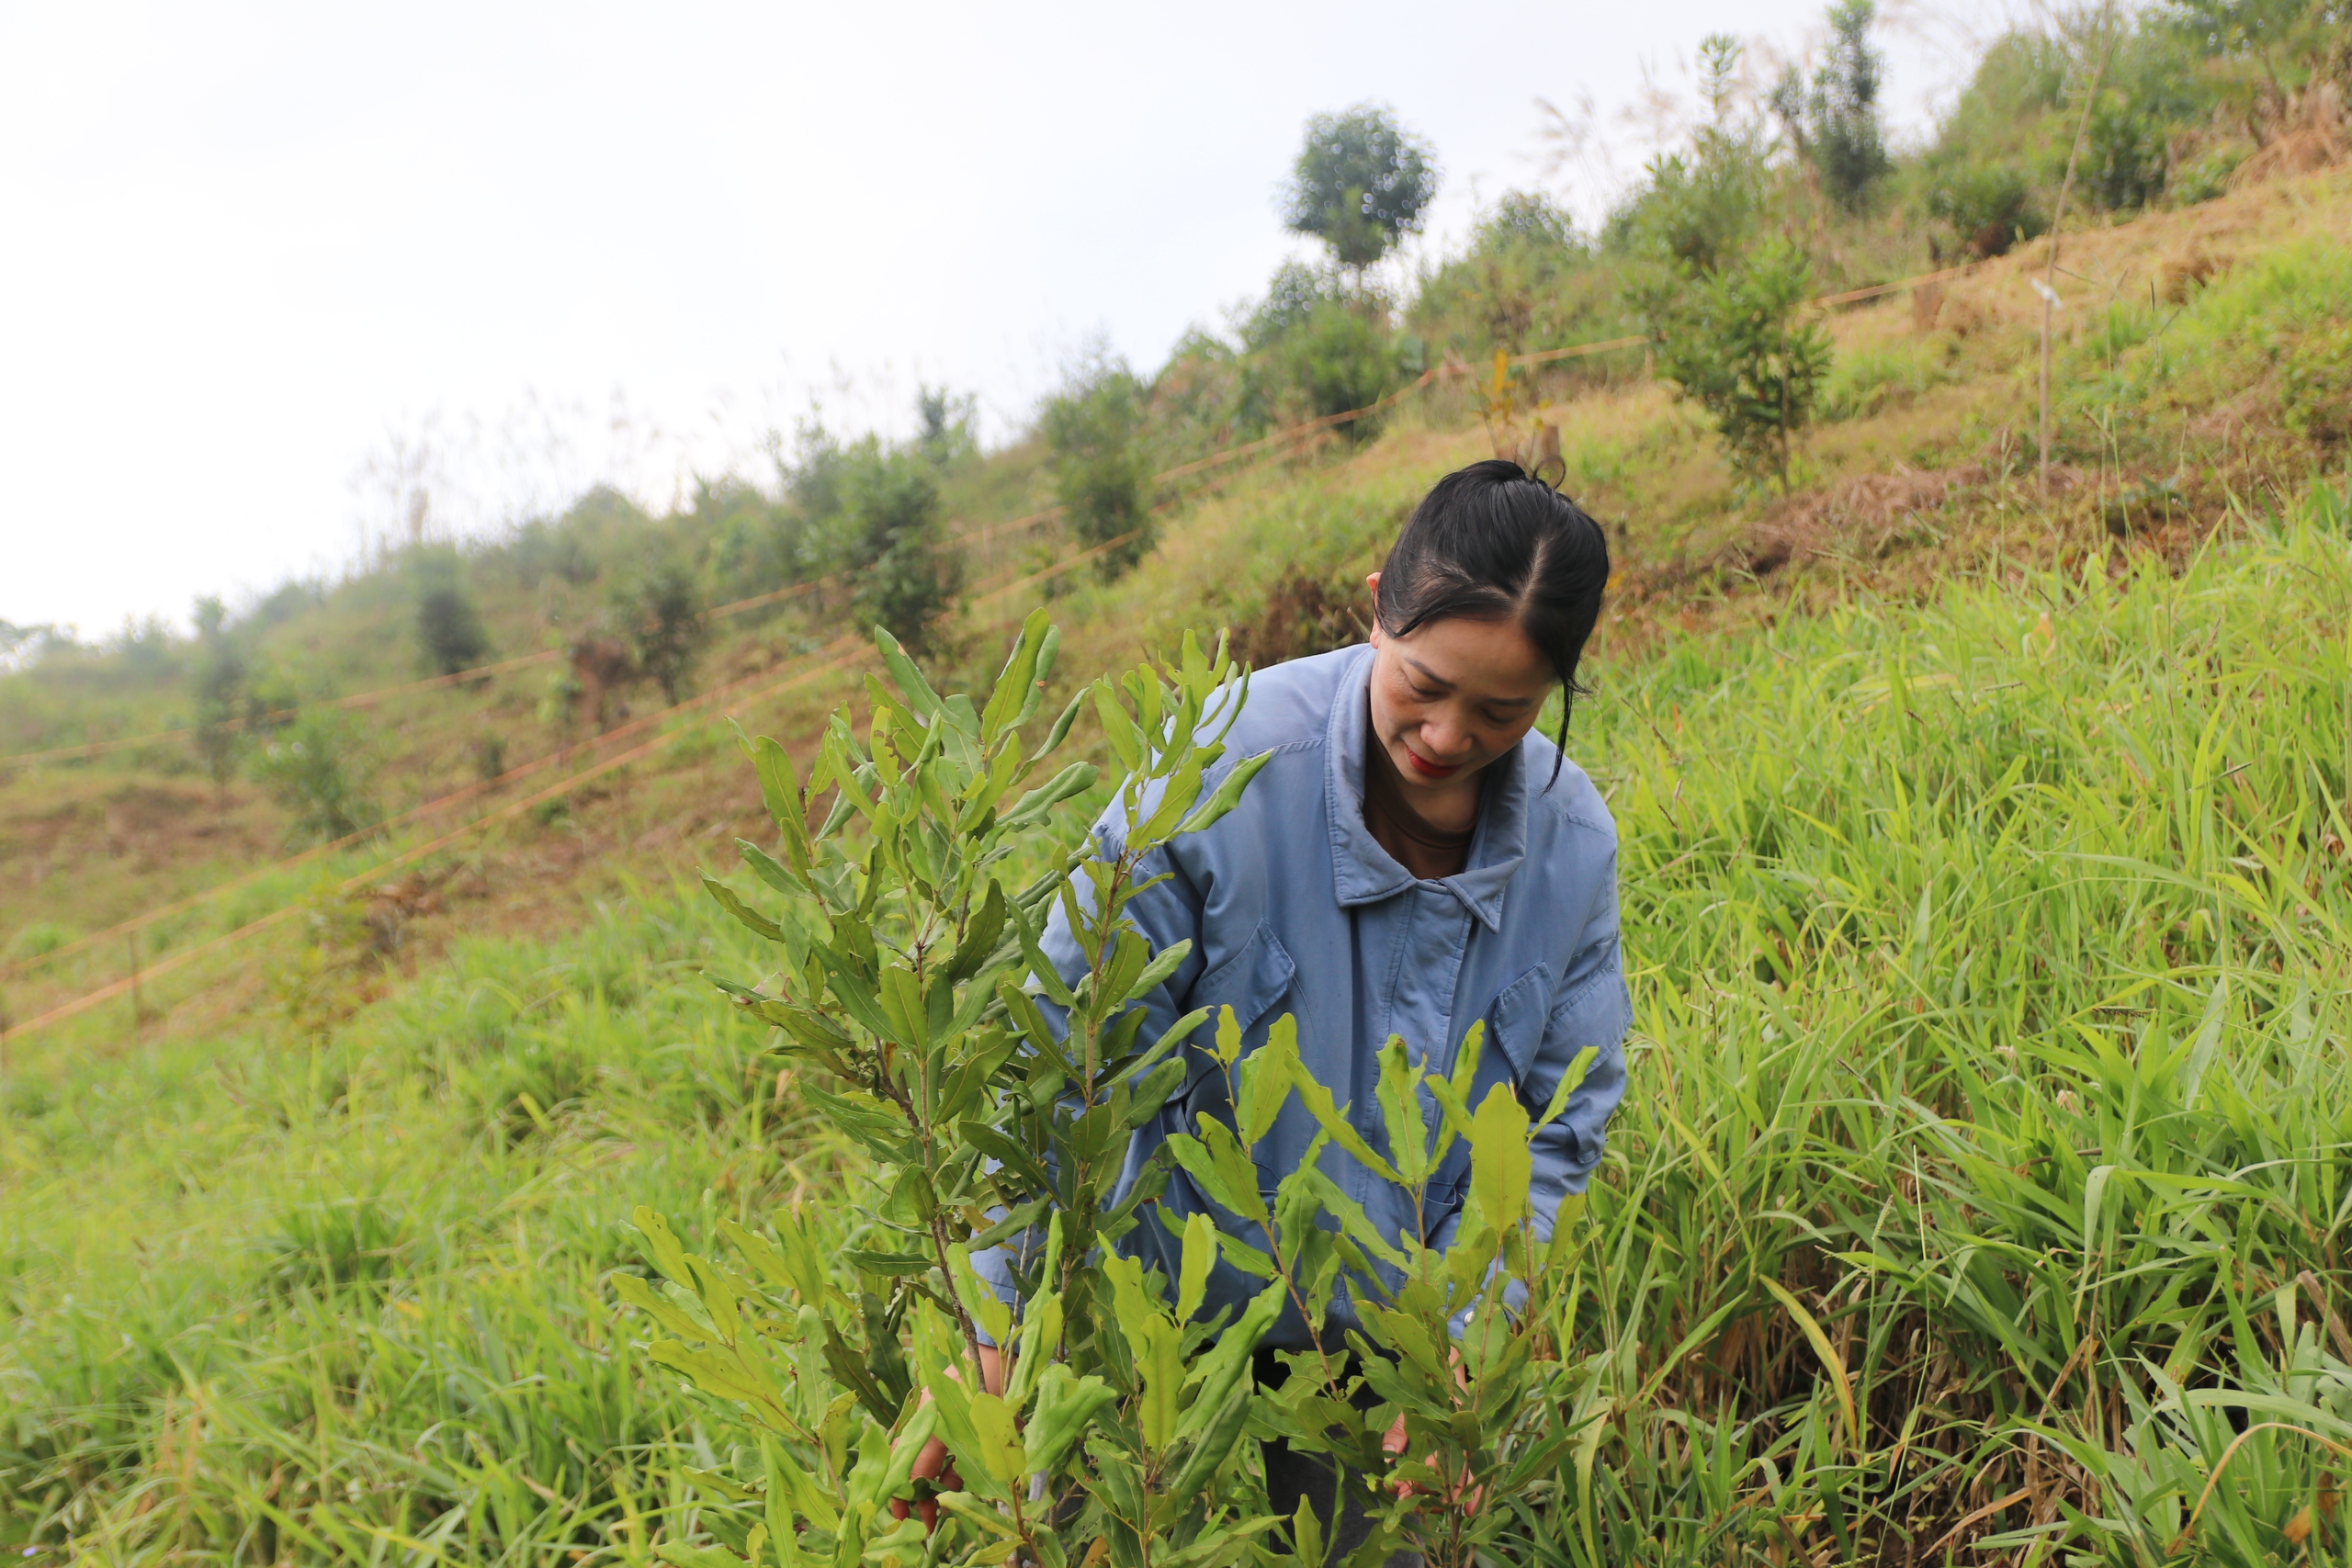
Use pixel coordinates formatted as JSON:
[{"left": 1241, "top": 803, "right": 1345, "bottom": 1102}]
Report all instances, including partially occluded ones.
[
  {"left": 703, "top": 876, "right": 787, "bottom": 944},
  {"left": 943, "top": 879, "right": 1009, "bottom": 987},
  {"left": 1176, "top": 1211, "right": 1216, "bottom": 1321},
  {"left": 874, "top": 626, "right": 944, "bottom": 717},
  {"left": 1466, "top": 1080, "right": 1534, "bottom": 1235},
  {"left": 1038, "top": 687, "right": 1085, "bottom": 756},
  {"left": 1373, "top": 1036, "right": 1430, "bottom": 1185},
  {"left": 1023, "top": 1364, "right": 1117, "bottom": 1475},
  {"left": 1164, "top": 1125, "right": 1271, "bottom": 1226},
  {"left": 752, "top": 734, "right": 815, "bottom": 871},
  {"left": 632, "top": 1207, "right": 693, "bottom": 1285},
  {"left": 1236, "top": 1014, "right": 1298, "bottom": 1145},
  {"left": 979, "top": 610, "right": 1050, "bottom": 741},
  {"left": 946, "top": 1244, "right": 1013, "bottom": 1348},
  {"left": 1002, "top": 761, "right": 1100, "bottom": 829},
  {"left": 1280, "top": 1055, "right": 1398, "bottom": 1183},
  {"left": 1094, "top": 685, "right": 1142, "bottom": 772},
  {"left": 1174, "top": 750, "right": 1273, "bottom": 837}
]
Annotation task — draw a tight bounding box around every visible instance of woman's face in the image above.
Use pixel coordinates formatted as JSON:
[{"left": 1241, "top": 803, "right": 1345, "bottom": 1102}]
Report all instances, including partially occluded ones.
[{"left": 1363, "top": 571, "right": 1556, "bottom": 802}]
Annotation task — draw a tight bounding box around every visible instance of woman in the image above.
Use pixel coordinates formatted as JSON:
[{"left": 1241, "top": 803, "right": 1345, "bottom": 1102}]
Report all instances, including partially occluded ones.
[{"left": 945, "top": 458, "right": 1632, "bottom": 1559}]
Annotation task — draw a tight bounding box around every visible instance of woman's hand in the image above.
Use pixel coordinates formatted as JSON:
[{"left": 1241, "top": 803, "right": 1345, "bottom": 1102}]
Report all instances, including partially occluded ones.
[
  {"left": 1381, "top": 1351, "right": 1483, "bottom": 1511},
  {"left": 889, "top": 1343, "right": 1004, "bottom": 1531}
]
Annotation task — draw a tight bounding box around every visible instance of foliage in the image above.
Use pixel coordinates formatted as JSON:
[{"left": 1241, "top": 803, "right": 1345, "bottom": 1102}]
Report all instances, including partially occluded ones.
[
  {"left": 190, "top": 595, "right": 251, "bottom": 789},
  {"left": 616, "top": 558, "right": 708, "bottom": 705},
  {"left": 1040, "top": 353, "right": 1155, "bottom": 579},
  {"left": 1281, "top": 103, "right": 1438, "bottom": 275},
  {"left": 1239, "top": 262, "right": 1340, "bottom": 352},
  {"left": 1271, "top": 300, "right": 1402, "bottom": 435},
  {"left": 1773, "top": 0, "right": 1892, "bottom": 209},
  {"left": 917, "top": 385, "right": 979, "bottom": 469},
  {"left": 644, "top": 615, "right": 1589, "bottom": 1567},
  {"left": 1410, "top": 193, "right": 1612, "bottom": 362},
  {"left": 1641, "top": 237, "right": 1833, "bottom": 490},
  {"left": 413, "top": 555, "right": 492, "bottom": 677},
  {"left": 842, "top": 443, "right": 963, "bottom": 657},
  {"left": 1924, "top": 160, "right": 2046, "bottom": 258},
  {"left": 1608, "top": 39, "right": 1770, "bottom": 277},
  {"left": 251, "top": 707, "right": 378, "bottom": 844}
]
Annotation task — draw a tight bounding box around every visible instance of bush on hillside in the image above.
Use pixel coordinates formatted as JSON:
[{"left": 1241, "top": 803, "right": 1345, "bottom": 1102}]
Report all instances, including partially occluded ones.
[
  {"left": 1411, "top": 192, "right": 1608, "bottom": 360},
  {"left": 614, "top": 559, "right": 707, "bottom": 705},
  {"left": 191, "top": 594, "right": 250, "bottom": 789},
  {"left": 1644, "top": 236, "right": 1833, "bottom": 491},
  {"left": 1609, "top": 39, "right": 1770, "bottom": 277},
  {"left": 842, "top": 441, "right": 962, "bottom": 655},
  {"left": 1040, "top": 352, "right": 1155, "bottom": 580},
  {"left": 1273, "top": 299, "right": 1403, "bottom": 435},
  {"left": 413, "top": 553, "right": 492, "bottom": 677},
  {"left": 253, "top": 708, "right": 378, "bottom": 845},
  {"left": 651, "top": 617, "right": 1581, "bottom": 1568},
  {"left": 916, "top": 384, "right": 979, "bottom": 468},
  {"left": 1924, "top": 161, "right": 2047, "bottom": 258},
  {"left": 503, "top": 485, "right": 650, "bottom": 589}
]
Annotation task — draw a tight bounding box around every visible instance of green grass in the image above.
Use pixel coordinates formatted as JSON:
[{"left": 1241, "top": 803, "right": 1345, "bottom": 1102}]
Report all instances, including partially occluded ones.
[{"left": 7, "top": 479, "right": 2351, "bottom": 1562}]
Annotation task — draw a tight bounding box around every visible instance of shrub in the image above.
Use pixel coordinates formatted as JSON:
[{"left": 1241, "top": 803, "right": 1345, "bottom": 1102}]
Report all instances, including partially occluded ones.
[
  {"left": 1277, "top": 299, "right": 1402, "bottom": 434},
  {"left": 1774, "top": 0, "right": 1892, "bottom": 209},
  {"left": 414, "top": 569, "right": 491, "bottom": 677},
  {"left": 1040, "top": 353, "right": 1155, "bottom": 579},
  {"left": 634, "top": 617, "right": 1596, "bottom": 1568},
  {"left": 190, "top": 594, "right": 250, "bottom": 789},
  {"left": 1643, "top": 236, "right": 1834, "bottom": 490},
  {"left": 253, "top": 708, "right": 378, "bottom": 844},
  {"left": 842, "top": 442, "right": 963, "bottom": 655},
  {"left": 1925, "top": 161, "right": 2046, "bottom": 258},
  {"left": 615, "top": 559, "right": 707, "bottom": 705}
]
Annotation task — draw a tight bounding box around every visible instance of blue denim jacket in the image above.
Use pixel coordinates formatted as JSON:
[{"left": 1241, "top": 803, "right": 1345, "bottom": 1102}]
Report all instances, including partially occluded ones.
[{"left": 990, "top": 644, "right": 1630, "bottom": 1349}]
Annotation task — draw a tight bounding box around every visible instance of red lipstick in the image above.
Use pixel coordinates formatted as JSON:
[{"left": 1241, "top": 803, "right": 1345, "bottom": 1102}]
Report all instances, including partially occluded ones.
[{"left": 1402, "top": 747, "right": 1459, "bottom": 779}]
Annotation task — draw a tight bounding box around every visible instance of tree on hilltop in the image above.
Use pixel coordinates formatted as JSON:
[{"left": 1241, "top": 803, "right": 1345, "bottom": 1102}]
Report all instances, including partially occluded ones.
[{"left": 1281, "top": 104, "right": 1438, "bottom": 284}]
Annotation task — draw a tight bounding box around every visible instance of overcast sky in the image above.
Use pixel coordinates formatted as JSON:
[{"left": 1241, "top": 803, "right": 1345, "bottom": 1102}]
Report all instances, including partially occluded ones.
[{"left": 1, "top": 0, "right": 2011, "bottom": 638}]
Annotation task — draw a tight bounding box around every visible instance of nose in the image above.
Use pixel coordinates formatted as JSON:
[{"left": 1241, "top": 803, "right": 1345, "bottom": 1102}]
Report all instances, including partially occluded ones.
[{"left": 1419, "top": 714, "right": 1474, "bottom": 761}]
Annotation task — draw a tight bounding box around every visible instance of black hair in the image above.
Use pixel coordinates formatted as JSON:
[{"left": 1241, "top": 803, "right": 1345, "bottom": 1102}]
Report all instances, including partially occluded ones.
[{"left": 1374, "top": 457, "right": 1611, "bottom": 785}]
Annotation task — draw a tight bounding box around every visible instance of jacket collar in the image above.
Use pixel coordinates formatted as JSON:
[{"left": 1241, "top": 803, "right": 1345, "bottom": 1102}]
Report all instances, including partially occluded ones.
[{"left": 1322, "top": 646, "right": 1528, "bottom": 933}]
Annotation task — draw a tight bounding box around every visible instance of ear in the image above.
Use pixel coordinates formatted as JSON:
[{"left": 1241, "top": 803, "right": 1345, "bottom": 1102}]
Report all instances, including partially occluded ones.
[{"left": 1364, "top": 573, "right": 1385, "bottom": 647}]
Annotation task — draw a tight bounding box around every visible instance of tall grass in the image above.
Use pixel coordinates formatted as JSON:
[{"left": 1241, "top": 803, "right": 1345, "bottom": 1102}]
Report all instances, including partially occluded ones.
[{"left": 5, "top": 485, "right": 2350, "bottom": 1562}]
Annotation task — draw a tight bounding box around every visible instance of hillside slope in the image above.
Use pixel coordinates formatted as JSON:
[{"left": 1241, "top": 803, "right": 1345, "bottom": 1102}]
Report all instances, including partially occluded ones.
[{"left": 4, "top": 162, "right": 2352, "bottom": 1564}]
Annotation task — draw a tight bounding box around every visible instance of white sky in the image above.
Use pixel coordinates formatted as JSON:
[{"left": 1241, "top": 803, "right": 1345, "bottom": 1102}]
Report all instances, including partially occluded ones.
[{"left": 0, "top": 0, "right": 2012, "bottom": 638}]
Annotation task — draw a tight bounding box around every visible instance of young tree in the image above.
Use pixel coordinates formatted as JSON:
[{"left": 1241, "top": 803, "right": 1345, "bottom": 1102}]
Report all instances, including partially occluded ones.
[
  {"left": 1281, "top": 103, "right": 1439, "bottom": 285},
  {"left": 617, "top": 559, "right": 707, "bottom": 705},
  {"left": 1645, "top": 237, "right": 1833, "bottom": 491},
  {"left": 1040, "top": 353, "right": 1154, "bottom": 580},
  {"left": 916, "top": 384, "right": 979, "bottom": 468},
  {"left": 254, "top": 709, "right": 378, "bottom": 845},
  {"left": 191, "top": 595, "right": 249, "bottom": 792},
  {"left": 1615, "top": 36, "right": 1769, "bottom": 276},
  {"left": 844, "top": 441, "right": 964, "bottom": 655},
  {"left": 414, "top": 554, "right": 492, "bottom": 676},
  {"left": 1773, "top": 0, "right": 1892, "bottom": 209}
]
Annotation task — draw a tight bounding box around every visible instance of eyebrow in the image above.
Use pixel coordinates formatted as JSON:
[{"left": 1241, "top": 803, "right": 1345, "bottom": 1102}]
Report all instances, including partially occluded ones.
[{"left": 1402, "top": 654, "right": 1540, "bottom": 706}]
